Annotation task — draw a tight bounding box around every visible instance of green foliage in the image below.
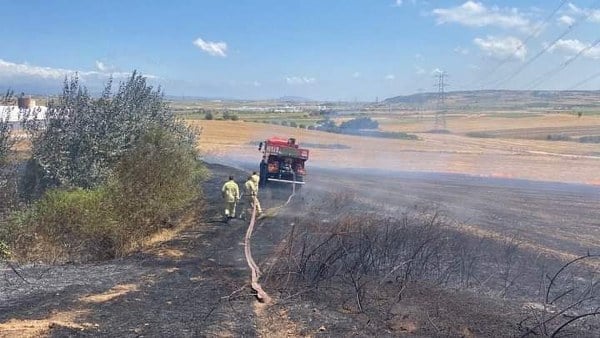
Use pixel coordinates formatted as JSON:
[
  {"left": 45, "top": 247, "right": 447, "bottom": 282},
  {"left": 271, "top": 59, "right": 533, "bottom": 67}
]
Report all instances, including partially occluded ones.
[
  {"left": 4, "top": 74, "right": 204, "bottom": 262},
  {"left": 289, "top": 121, "right": 297, "bottom": 128},
  {"left": 7, "top": 128, "right": 204, "bottom": 262},
  {"left": 339, "top": 116, "right": 378, "bottom": 130},
  {"left": 110, "top": 128, "right": 203, "bottom": 236},
  {"left": 24, "top": 72, "right": 185, "bottom": 191},
  {"left": 546, "top": 134, "right": 572, "bottom": 141},
  {"left": 579, "top": 135, "right": 600, "bottom": 143},
  {"left": 0, "top": 240, "right": 10, "bottom": 260},
  {"left": 205, "top": 111, "right": 214, "bottom": 120},
  {"left": 10, "top": 187, "right": 117, "bottom": 262},
  {"left": 0, "top": 90, "right": 15, "bottom": 165},
  {"left": 222, "top": 111, "right": 239, "bottom": 121}
]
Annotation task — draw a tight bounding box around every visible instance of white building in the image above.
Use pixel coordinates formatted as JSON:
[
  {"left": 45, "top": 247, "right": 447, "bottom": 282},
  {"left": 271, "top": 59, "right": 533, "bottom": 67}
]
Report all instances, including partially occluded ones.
[{"left": 0, "top": 105, "right": 47, "bottom": 129}]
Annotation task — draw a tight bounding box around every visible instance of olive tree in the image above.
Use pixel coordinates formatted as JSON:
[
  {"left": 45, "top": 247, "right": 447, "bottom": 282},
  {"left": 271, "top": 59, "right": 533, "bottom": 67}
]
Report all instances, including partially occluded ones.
[{"left": 24, "top": 71, "right": 194, "bottom": 191}]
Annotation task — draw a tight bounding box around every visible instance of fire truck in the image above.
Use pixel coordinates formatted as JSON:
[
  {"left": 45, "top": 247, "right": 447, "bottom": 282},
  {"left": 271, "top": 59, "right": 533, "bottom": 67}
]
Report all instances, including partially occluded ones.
[{"left": 258, "top": 137, "right": 309, "bottom": 187}]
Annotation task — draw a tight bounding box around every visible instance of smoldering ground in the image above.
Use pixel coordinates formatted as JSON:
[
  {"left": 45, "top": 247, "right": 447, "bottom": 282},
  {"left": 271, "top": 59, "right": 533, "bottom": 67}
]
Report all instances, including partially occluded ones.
[
  {"left": 2, "top": 157, "right": 598, "bottom": 336},
  {"left": 210, "top": 154, "right": 600, "bottom": 335}
]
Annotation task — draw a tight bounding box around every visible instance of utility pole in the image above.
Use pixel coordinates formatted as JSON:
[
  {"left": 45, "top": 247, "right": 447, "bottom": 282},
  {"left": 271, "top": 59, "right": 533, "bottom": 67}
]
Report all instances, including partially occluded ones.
[{"left": 434, "top": 70, "right": 448, "bottom": 130}]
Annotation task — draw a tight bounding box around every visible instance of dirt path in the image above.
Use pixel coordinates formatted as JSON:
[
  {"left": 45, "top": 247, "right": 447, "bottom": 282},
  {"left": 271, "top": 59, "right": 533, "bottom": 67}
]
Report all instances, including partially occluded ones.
[{"left": 0, "top": 163, "right": 303, "bottom": 337}]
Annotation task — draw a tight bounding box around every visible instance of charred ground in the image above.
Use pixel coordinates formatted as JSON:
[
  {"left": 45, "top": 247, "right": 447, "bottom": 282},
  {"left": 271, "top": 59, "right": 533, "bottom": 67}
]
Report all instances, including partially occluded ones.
[{"left": 1, "top": 162, "right": 599, "bottom": 336}]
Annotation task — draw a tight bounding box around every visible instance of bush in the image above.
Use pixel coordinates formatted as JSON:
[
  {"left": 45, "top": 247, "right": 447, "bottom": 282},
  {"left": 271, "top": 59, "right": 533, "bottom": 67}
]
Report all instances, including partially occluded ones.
[
  {"left": 205, "top": 111, "right": 214, "bottom": 120},
  {"left": 23, "top": 72, "right": 182, "bottom": 190},
  {"left": 546, "top": 133, "right": 572, "bottom": 141},
  {"left": 109, "top": 128, "right": 204, "bottom": 241},
  {"left": 9, "top": 187, "right": 117, "bottom": 262},
  {"left": 289, "top": 121, "right": 297, "bottom": 128},
  {"left": 0, "top": 90, "right": 15, "bottom": 165},
  {"left": 579, "top": 135, "right": 600, "bottom": 143},
  {"left": 6, "top": 128, "right": 204, "bottom": 263},
  {"left": 339, "top": 117, "right": 378, "bottom": 130}
]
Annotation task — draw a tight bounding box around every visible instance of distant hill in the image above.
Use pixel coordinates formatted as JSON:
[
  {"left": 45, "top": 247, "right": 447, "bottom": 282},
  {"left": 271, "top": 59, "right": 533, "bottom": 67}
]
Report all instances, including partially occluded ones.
[{"left": 382, "top": 90, "right": 600, "bottom": 110}]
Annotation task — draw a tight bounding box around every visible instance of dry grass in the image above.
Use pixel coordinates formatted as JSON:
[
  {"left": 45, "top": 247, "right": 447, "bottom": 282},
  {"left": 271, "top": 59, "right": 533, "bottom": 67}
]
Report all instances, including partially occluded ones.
[
  {"left": 79, "top": 284, "right": 139, "bottom": 304},
  {"left": 0, "top": 310, "right": 93, "bottom": 338},
  {"left": 189, "top": 117, "right": 600, "bottom": 185}
]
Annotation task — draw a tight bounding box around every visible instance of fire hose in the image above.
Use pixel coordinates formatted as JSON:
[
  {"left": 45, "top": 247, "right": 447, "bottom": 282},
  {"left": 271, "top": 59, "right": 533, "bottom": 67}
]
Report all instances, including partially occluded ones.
[{"left": 243, "top": 174, "right": 297, "bottom": 303}]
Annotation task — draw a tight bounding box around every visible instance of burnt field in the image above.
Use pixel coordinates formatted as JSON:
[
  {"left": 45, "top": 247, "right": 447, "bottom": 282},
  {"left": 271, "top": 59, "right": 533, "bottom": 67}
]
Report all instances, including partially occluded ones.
[
  {"left": 305, "top": 167, "right": 600, "bottom": 262},
  {"left": 1, "top": 162, "right": 599, "bottom": 336}
]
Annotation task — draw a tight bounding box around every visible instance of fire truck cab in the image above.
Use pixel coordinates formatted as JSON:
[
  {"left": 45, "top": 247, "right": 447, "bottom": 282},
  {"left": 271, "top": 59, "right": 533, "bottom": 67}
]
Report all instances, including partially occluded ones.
[{"left": 258, "top": 137, "right": 309, "bottom": 187}]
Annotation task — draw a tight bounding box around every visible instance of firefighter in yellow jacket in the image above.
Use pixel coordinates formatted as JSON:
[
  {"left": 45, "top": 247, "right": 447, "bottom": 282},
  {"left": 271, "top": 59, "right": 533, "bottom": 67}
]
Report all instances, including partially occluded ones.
[
  {"left": 221, "top": 176, "right": 240, "bottom": 220},
  {"left": 243, "top": 175, "right": 262, "bottom": 219}
]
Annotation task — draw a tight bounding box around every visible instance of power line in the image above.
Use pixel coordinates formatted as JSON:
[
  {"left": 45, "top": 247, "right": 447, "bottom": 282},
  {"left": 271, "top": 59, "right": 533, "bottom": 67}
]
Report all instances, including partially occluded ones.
[
  {"left": 567, "top": 70, "right": 600, "bottom": 90},
  {"left": 472, "top": 0, "right": 568, "bottom": 89},
  {"left": 434, "top": 71, "right": 448, "bottom": 130},
  {"left": 488, "top": 0, "right": 600, "bottom": 89},
  {"left": 526, "top": 36, "right": 600, "bottom": 89}
]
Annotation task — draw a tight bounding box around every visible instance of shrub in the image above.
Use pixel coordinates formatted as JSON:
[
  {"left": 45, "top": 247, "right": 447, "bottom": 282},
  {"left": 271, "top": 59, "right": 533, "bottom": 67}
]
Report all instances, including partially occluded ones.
[
  {"left": 339, "top": 116, "right": 378, "bottom": 130},
  {"left": 0, "top": 90, "right": 15, "bottom": 165},
  {"left": 546, "top": 133, "right": 572, "bottom": 141},
  {"left": 10, "top": 187, "right": 117, "bottom": 262},
  {"left": 109, "top": 127, "right": 204, "bottom": 242},
  {"left": 23, "top": 72, "right": 182, "bottom": 190},
  {"left": 579, "top": 135, "right": 600, "bottom": 143},
  {"left": 6, "top": 128, "right": 204, "bottom": 262},
  {"left": 205, "top": 111, "right": 214, "bottom": 120}
]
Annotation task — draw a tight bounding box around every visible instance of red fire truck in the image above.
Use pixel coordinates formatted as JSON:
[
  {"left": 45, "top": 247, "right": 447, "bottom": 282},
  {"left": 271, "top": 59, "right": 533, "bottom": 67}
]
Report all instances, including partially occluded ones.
[{"left": 258, "top": 137, "right": 309, "bottom": 187}]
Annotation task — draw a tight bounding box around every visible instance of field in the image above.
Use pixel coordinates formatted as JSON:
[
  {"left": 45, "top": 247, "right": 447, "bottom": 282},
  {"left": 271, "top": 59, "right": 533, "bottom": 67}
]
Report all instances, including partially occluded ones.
[
  {"left": 191, "top": 112, "right": 600, "bottom": 185},
  {"left": 2, "top": 105, "right": 600, "bottom": 336}
]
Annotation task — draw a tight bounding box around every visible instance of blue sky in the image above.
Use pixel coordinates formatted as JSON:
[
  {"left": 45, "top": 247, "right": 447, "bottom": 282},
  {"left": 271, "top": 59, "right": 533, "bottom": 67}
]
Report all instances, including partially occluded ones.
[{"left": 1, "top": 1, "right": 599, "bottom": 100}]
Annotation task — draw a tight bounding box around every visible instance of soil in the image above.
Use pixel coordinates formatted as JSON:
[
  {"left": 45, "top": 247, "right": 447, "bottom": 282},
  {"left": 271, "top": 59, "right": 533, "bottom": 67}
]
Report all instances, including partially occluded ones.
[{"left": 1, "top": 162, "right": 599, "bottom": 336}]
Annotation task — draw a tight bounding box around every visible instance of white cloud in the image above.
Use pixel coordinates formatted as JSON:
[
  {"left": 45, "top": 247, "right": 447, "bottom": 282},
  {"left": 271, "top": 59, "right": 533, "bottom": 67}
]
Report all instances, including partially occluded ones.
[
  {"left": 253, "top": 81, "right": 261, "bottom": 87},
  {"left": 566, "top": 3, "right": 600, "bottom": 23},
  {"left": 431, "top": 68, "right": 444, "bottom": 75},
  {"left": 557, "top": 15, "right": 575, "bottom": 26},
  {"left": 432, "top": 1, "right": 536, "bottom": 33},
  {"left": 385, "top": 74, "right": 395, "bottom": 80},
  {"left": 393, "top": 0, "right": 416, "bottom": 6},
  {"left": 549, "top": 39, "right": 600, "bottom": 59},
  {"left": 0, "top": 59, "right": 73, "bottom": 79},
  {"left": 415, "top": 66, "right": 426, "bottom": 75},
  {"left": 352, "top": 72, "right": 361, "bottom": 78},
  {"left": 95, "top": 60, "right": 108, "bottom": 72},
  {"left": 0, "top": 59, "right": 156, "bottom": 82},
  {"left": 193, "top": 37, "right": 228, "bottom": 57},
  {"left": 286, "top": 76, "right": 316, "bottom": 85},
  {"left": 473, "top": 36, "right": 526, "bottom": 61},
  {"left": 454, "top": 46, "right": 470, "bottom": 55}
]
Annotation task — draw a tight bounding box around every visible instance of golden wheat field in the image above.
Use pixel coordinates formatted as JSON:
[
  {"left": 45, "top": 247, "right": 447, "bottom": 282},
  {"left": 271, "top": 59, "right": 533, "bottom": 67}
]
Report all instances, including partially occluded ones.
[{"left": 190, "top": 113, "right": 600, "bottom": 185}]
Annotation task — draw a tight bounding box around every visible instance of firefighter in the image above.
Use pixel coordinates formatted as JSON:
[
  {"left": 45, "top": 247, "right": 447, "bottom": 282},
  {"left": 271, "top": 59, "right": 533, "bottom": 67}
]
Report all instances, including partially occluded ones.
[
  {"left": 251, "top": 171, "right": 260, "bottom": 187},
  {"left": 243, "top": 175, "right": 262, "bottom": 218},
  {"left": 259, "top": 156, "right": 267, "bottom": 188},
  {"left": 250, "top": 171, "right": 263, "bottom": 214},
  {"left": 221, "top": 176, "right": 239, "bottom": 220}
]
